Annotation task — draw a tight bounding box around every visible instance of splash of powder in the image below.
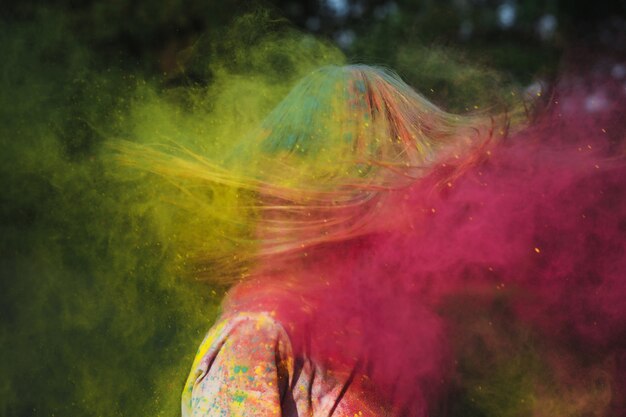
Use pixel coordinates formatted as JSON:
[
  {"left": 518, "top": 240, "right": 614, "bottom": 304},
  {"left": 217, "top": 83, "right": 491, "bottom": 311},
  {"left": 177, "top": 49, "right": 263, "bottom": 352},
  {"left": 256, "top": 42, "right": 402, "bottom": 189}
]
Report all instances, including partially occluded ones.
[{"left": 225, "top": 72, "right": 626, "bottom": 416}]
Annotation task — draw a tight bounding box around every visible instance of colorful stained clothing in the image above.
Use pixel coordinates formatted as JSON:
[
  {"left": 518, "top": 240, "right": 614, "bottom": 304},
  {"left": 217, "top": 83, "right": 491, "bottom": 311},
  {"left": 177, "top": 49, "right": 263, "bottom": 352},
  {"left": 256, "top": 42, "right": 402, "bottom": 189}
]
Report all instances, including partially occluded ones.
[{"left": 182, "top": 312, "right": 389, "bottom": 417}]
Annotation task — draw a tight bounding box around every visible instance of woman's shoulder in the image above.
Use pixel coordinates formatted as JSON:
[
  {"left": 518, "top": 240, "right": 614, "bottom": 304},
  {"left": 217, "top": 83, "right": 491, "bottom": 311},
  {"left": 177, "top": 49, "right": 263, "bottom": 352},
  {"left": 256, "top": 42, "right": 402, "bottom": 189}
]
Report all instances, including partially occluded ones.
[
  {"left": 182, "top": 311, "right": 295, "bottom": 416},
  {"left": 188, "top": 311, "right": 293, "bottom": 377}
]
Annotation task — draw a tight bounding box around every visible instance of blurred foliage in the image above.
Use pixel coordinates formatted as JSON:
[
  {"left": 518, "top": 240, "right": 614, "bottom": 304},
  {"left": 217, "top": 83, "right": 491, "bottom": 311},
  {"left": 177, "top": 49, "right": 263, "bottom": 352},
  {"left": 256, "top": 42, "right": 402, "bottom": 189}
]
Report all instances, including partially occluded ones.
[{"left": 3, "top": 0, "right": 623, "bottom": 110}]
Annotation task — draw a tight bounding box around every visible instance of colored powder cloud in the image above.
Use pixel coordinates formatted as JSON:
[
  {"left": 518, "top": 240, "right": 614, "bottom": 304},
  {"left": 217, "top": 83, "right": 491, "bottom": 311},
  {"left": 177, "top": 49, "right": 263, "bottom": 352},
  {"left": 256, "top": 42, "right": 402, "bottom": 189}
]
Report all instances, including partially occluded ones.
[
  {"left": 226, "top": 71, "right": 626, "bottom": 416},
  {"left": 5, "top": 5, "right": 619, "bottom": 417}
]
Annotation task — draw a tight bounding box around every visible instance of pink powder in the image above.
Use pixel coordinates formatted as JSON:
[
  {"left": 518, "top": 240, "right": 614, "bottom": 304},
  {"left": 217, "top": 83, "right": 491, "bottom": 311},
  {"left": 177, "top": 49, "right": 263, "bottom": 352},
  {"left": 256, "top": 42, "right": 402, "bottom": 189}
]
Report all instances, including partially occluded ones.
[{"left": 225, "top": 74, "right": 626, "bottom": 414}]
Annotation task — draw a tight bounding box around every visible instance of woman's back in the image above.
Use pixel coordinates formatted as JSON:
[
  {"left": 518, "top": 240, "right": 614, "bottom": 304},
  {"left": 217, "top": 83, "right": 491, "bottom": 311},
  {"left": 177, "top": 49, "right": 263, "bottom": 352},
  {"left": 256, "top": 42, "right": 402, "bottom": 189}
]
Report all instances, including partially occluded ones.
[{"left": 182, "top": 311, "right": 390, "bottom": 417}]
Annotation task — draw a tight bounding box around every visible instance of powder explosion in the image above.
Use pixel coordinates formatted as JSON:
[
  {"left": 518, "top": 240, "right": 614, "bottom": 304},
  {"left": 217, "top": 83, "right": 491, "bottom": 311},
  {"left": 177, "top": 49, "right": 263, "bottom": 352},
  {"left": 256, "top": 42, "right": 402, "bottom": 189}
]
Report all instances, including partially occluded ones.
[{"left": 2, "top": 7, "right": 625, "bottom": 417}]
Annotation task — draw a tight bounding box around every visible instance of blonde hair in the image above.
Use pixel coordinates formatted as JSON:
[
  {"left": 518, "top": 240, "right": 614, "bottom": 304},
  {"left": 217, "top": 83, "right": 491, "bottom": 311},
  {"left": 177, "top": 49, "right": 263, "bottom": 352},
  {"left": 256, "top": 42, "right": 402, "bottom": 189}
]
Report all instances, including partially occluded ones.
[{"left": 113, "top": 65, "right": 507, "bottom": 282}]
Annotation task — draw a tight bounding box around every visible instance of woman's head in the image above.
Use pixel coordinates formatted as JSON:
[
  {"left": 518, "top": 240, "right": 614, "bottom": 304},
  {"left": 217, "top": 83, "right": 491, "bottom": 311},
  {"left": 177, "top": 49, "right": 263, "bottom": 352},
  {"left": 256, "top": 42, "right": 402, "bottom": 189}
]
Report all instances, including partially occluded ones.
[
  {"left": 241, "top": 65, "right": 500, "bottom": 258},
  {"left": 240, "top": 65, "right": 493, "bottom": 189},
  {"left": 114, "top": 64, "right": 504, "bottom": 281}
]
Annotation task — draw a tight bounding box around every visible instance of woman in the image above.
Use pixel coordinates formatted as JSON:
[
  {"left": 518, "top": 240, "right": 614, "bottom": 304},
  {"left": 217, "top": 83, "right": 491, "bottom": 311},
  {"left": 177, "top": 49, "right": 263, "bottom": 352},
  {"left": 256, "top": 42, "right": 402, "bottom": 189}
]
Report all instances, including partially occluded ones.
[
  {"left": 175, "top": 65, "right": 501, "bottom": 416},
  {"left": 118, "top": 65, "right": 626, "bottom": 416}
]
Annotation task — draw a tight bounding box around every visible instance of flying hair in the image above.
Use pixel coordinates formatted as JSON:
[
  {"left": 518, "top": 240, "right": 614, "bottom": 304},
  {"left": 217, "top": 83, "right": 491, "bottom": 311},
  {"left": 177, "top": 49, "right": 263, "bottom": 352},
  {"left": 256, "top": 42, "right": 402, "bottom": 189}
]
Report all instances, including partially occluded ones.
[{"left": 113, "top": 65, "right": 508, "bottom": 282}]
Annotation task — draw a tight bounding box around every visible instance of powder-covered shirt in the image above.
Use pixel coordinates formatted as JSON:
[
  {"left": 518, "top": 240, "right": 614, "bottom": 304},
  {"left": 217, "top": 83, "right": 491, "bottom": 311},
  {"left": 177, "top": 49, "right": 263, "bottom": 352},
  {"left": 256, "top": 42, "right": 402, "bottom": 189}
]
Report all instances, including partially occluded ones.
[{"left": 181, "top": 312, "right": 390, "bottom": 417}]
